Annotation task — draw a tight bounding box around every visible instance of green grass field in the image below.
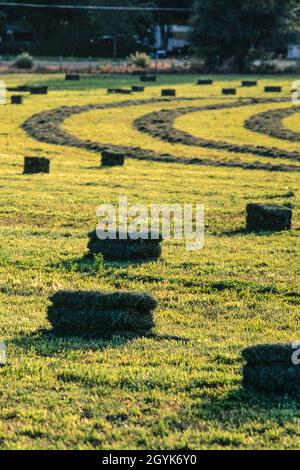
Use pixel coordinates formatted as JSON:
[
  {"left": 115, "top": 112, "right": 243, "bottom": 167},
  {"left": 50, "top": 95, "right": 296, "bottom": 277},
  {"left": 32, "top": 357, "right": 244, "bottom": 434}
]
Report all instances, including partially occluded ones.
[{"left": 0, "top": 74, "right": 299, "bottom": 449}]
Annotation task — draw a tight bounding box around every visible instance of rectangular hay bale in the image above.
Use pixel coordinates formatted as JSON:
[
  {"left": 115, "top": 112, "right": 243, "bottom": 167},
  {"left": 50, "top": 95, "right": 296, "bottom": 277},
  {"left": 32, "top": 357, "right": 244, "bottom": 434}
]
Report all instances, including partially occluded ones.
[
  {"left": 140, "top": 75, "right": 157, "bottom": 82},
  {"left": 23, "top": 156, "right": 50, "bottom": 174},
  {"left": 30, "top": 86, "right": 48, "bottom": 95},
  {"left": 196, "top": 79, "right": 213, "bottom": 85},
  {"left": 161, "top": 89, "right": 176, "bottom": 97},
  {"left": 7, "top": 85, "right": 29, "bottom": 92},
  {"left": 132, "top": 86, "right": 145, "bottom": 92},
  {"left": 246, "top": 203, "right": 292, "bottom": 232},
  {"left": 241, "top": 81, "right": 257, "bottom": 87},
  {"left": 65, "top": 74, "right": 80, "bottom": 81},
  {"left": 264, "top": 86, "right": 282, "bottom": 93},
  {"left": 107, "top": 88, "right": 132, "bottom": 94},
  {"left": 88, "top": 230, "right": 162, "bottom": 261},
  {"left": 222, "top": 88, "right": 236, "bottom": 95},
  {"left": 47, "top": 290, "right": 158, "bottom": 337},
  {"left": 243, "top": 364, "right": 300, "bottom": 394},
  {"left": 242, "top": 343, "right": 296, "bottom": 365},
  {"left": 11, "top": 95, "right": 23, "bottom": 104},
  {"left": 101, "top": 150, "right": 125, "bottom": 167}
]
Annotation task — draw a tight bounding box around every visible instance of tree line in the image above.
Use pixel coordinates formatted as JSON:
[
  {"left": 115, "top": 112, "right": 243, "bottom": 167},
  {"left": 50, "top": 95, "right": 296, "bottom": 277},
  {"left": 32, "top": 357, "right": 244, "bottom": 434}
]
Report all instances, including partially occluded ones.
[
  {"left": 0, "top": 0, "right": 298, "bottom": 70},
  {"left": 191, "top": 0, "right": 299, "bottom": 71},
  {"left": 0, "top": 0, "right": 191, "bottom": 57}
]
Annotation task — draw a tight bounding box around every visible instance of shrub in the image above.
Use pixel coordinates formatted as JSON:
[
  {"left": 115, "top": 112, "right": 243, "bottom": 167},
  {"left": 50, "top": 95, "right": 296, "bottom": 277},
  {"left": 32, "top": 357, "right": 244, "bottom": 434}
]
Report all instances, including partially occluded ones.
[
  {"left": 129, "top": 52, "right": 151, "bottom": 69},
  {"left": 14, "top": 52, "right": 34, "bottom": 70}
]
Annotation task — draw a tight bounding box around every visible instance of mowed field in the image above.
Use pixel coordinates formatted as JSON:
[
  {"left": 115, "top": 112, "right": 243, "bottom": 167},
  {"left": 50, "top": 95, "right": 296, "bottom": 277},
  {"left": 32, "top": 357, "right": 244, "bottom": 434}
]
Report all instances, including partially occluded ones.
[{"left": 0, "top": 73, "right": 299, "bottom": 449}]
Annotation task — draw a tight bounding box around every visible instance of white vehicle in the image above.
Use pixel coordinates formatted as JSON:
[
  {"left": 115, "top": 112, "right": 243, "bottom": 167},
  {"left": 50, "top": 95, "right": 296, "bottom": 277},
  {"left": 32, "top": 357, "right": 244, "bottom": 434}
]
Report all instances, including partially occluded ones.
[
  {"left": 154, "top": 24, "right": 191, "bottom": 54},
  {"left": 288, "top": 44, "right": 300, "bottom": 59}
]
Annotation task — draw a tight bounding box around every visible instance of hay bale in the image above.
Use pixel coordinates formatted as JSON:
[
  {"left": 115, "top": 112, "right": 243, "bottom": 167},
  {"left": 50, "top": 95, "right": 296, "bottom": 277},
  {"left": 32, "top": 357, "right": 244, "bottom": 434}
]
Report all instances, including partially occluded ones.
[
  {"left": 87, "top": 230, "right": 162, "bottom": 261},
  {"left": 222, "top": 88, "right": 236, "bottom": 95},
  {"left": 23, "top": 157, "right": 50, "bottom": 174},
  {"left": 30, "top": 86, "right": 48, "bottom": 95},
  {"left": 196, "top": 79, "right": 213, "bottom": 85},
  {"left": 11, "top": 95, "right": 23, "bottom": 104},
  {"left": 132, "top": 85, "right": 145, "bottom": 92},
  {"left": 18, "top": 85, "right": 30, "bottom": 92},
  {"left": 47, "top": 290, "right": 157, "bottom": 336},
  {"left": 243, "top": 364, "right": 300, "bottom": 394},
  {"left": 241, "top": 80, "right": 257, "bottom": 87},
  {"left": 264, "top": 86, "right": 282, "bottom": 93},
  {"left": 140, "top": 75, "right": 157, "bottom": 82},
  {"left": 242, "top": 343, "right": 296, "bottom": 365},
  {"left": 161, "top": 89, "right": 176, "bottom": 97},
  {"left": 246, "top": 203, "right": 292, "bottom": 232},
  {"left": 47, "top": 306, "right": 155, "bottom": 336},
  {"left": 101, "top": 150, "right": 125, "bottom": 167},
  {"left": 107, "top": 88, "right": 132, "bottom": 94},
  {"left": 50, "top": 290, "right": 158, "bottom": 311},
  {"left": 65, "top": 73, "right": 80, "bottom": 81},
  {"left": 7, "top": 85, "right": 29, "bottom": 92}
]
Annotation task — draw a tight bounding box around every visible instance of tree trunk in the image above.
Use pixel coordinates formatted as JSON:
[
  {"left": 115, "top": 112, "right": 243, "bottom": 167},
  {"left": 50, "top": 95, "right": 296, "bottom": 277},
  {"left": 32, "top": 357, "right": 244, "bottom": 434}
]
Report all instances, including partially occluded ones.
[{"left": 112, "top": 34, "right": 117, "bottom": 59}]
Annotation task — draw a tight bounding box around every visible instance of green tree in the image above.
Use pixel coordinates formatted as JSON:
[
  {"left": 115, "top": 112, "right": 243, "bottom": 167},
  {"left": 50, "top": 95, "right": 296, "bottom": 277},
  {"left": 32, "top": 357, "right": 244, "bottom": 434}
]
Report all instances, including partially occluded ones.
[
  {"left": 190, "top": 0, "right": 298, "bottom": 71},
  {"left": 0, "top": 0, "right": 192, "bottom": 57},
  {"left": 0, "top": 11, "right": 7, "bottom": 36},
  {"left": 89, "top": 0, "right": 153, "bottom": 58},
  {"left": 0, "top": 0, "right": 154, "bottom": 57}
]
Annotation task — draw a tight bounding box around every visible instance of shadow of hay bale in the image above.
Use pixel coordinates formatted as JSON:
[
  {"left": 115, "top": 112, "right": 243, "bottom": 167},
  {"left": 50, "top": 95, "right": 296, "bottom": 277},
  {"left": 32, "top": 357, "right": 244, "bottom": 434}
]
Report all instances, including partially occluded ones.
[
  {"left": 10, "top": 327, "right": 189, "bottom": 358},
  {"left": 192, "top": 387, "right": 300, "bottom": 423},
  {"left": 220, "top": 228, "right": 276, "bottom": 238},
  {"left": 10, "top": 329, "right": 134, "bottom": 355},
  {"left": 58, "top": 253, "right": 156, "bottom": 279}
]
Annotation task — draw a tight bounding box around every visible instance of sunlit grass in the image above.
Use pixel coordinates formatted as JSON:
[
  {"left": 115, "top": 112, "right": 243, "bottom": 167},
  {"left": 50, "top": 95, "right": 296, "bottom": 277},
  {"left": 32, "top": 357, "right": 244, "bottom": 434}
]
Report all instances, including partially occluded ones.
[
  {"left": 175, "top": 101, "right": 300, "bottom": 158},
  {"left": 64, "top": 100, "right": 299, "bottom": 167},
  {"left": 283, "top": 112, "right": 300, "bottom": 134}
]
